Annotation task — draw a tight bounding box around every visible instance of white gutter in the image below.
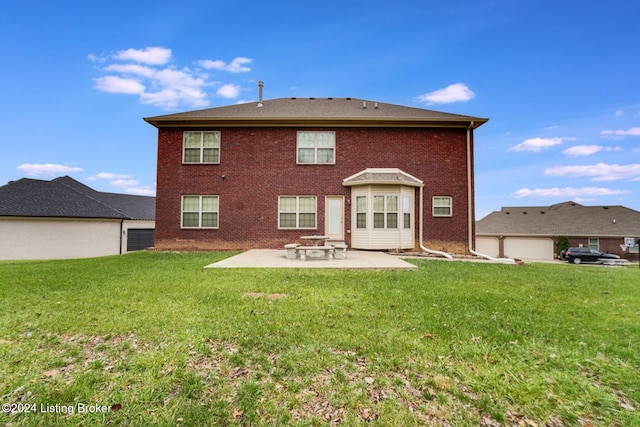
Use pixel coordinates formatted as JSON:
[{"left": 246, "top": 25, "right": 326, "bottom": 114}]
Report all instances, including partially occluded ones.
[
  {"left": 419, "top": 185, "right": 453, "bottom": 259},
  {"left": 466, "top": 121, "right": 516, "bottom": 264}
]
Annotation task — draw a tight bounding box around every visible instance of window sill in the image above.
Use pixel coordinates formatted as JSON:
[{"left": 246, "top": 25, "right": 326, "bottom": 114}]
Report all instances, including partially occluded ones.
[
  {"left": 182, "top": 162, "right": 220, "bottom": 165},
  {"left": 181, "top": 227, "right": 219, "bottom": 230}
]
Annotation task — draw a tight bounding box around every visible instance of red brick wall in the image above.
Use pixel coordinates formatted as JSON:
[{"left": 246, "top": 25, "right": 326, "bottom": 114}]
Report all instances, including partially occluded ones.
[{"left": 154, "top": 126, "right": 474, "bottom": 252}]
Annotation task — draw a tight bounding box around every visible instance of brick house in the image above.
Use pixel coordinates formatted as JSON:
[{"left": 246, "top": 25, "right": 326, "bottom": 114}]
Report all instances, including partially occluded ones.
[
  {"left": 476, "top": 201, "right": 640, "bottom": 261},
  {"left": 144, "top": 95, "right": 487, "bottom": 253}
]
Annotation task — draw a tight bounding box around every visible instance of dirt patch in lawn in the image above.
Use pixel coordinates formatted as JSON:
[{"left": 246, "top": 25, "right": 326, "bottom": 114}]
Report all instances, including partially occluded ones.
[{"left": 242, "top": 292, "right": 287, "bottom": 299}]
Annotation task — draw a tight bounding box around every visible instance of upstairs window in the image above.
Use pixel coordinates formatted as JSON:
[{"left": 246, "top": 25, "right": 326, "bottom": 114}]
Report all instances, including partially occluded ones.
[
  {"left": 433, "top": 196, "right": 452, "bottom": 217},
  {"left": 182, "top": 195, "right": 219, "bottom": 228},
  {"left": 183, "top": 131, "right": 220, "bottom": 164},
  {"left": 297, "top": 131, "right": 335, "bottom": 164},
  {"left": 279, "top": 196, "right": 317, "bottom": 229}
]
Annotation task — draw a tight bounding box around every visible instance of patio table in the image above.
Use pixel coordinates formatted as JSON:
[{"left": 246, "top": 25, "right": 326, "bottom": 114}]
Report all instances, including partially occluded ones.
[{"left": 300, "top": 235, "right": 329, "bottom": 247}]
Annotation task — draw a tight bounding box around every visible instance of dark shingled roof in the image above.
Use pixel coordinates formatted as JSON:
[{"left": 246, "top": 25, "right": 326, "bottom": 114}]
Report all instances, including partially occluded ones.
[
  {"left": 144, "top": 97, "right": 488, "bottom": 128},
  {"left": 476, "top": 201, "right": 640, "bottom": 237},
  {"left": 0, "top": 176, "right": 155, "bottom": 220}
]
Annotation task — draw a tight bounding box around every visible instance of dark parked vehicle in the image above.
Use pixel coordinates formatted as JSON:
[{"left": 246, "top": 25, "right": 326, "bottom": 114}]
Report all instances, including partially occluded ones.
[{"left": 564, "top": 247, "right": 620, "bottom": 264}]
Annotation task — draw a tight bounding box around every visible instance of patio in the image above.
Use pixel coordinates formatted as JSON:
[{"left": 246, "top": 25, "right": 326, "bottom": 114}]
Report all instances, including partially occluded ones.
[{"left": 204, "top": 249, "right": 418, "bottom": 270}]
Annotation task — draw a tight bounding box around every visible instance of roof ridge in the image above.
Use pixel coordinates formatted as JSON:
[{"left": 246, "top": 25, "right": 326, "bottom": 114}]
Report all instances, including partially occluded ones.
[
  {"left": 144, "top": 97, "right": 489, "bottom": 127},
  {"left": 56, "top": 177, "right": 132, "bottom": 219}
]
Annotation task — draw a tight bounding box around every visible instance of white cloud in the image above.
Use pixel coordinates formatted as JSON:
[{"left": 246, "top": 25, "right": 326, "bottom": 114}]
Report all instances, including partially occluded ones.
[
  {"left": 217, "top": 84, "right": 241, "bottom": 98},
  {"left": 87, "top": 53, "right": 106, "bottom": 63},
  {"left": 199, "top": 57, "right": 252, "bottom": 73},
  {"left": 17, "top": 163, "right": 83, "bottom": 176},
  {"left": 508, "top": 137, "right": 567, "bottom": 152},
  {"left": 416, "top": 83, "right": 475, "bottom": 104},
  {"left": 114, "top": 47, "right": 172, "bottom": 65},
  {"left": 125, "top": 186, "right": 156, "bottom": 196},
  {"left": 562, "top": 145, "right": 621, "bottom": 157},
  {"left": 88, "top": 172, "right": 134, "bottom": 181},
  {"left": 110, "top": 179, "right": 140, "bottom": 188},
  {"left": 601, "top": 127, "right": 640, "bottom": 138},
  {"left": 94, "top": 76, "right": 145, "bottom": 94},
  {"left": 85, "top": 173, "right": 155, "bottom": 195},
  {"left": 545, "top": 163, "right": 640, "bottom": 181},
  {"left": 91, "top": 47, "right": 253, "bottom": 109},
  {"left": 138, "top": 68, "right": 209, "bottom": 108},
  {"left": 140, "top": 88, "right": 208, "bottom": 109},
  {"left": 104, "top": 64, "right": 156, "bottom": 78},
  {"left": 511, "top": 187, "right": 630, "bottom": 198}
]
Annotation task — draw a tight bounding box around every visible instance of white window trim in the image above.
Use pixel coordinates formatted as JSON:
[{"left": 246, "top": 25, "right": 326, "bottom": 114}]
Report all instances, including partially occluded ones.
[
  {"left": 588, "top": 238, "right": 599, "bottom": 250},
  {"left": 181, "top": 195, "right": 219, "bottom": 229},
  {"left": 403, "top": 195, "right": 411, "bottom": 229},
  {"left": 373, "top": 195, "right": 399, "bottom": 229},
  {"left": 183, "top": 131, "right": 221, "bottom": 164},
  {"left": 432, "top": 196, "right": 453, "bottom": 217},
  {"left": 278, "top": 196, "right": 317, "bottom": 229},
  {"left": 355, "top": 191, "right": 413, "bottom": 231},
  {"left": 296, "top": 131, "right": 336, "bottom": 165},
  {"left": 356, "top": 196, "right": 367, "bottom": 229}
]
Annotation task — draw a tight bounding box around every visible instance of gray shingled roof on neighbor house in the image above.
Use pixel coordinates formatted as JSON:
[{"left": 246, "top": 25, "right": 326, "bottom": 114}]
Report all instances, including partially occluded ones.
[
  {"left": 144, "top": 97, "right": 489, "bottom": 128},
  {"left": 0, "top": 176, "right": 155, "bottom": 220},
  {"left": 476, "top": 201, "right": 640, "bottom": 237}
]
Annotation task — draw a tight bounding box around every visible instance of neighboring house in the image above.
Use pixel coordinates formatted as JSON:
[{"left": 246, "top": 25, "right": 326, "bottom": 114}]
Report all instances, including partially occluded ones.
[
  {"left": 0, "top": 176, "right": 155, "bottom": 260},
  {"left": 144, "top": 95, "right": 488, "bottom": 253},
  {"left": 476, "top": 201, "right": 640, "bottom": 261}
]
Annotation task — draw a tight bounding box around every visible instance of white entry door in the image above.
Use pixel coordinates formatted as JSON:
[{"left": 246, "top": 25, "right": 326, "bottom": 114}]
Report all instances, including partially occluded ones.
[{"left": 325, "top": 196, "right": 344, "bottom": 240}]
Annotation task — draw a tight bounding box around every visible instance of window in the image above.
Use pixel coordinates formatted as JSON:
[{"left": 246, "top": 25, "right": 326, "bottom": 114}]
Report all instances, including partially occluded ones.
[
  {"left": 403, "top": 195, "right": 411, "bottom": 229},
  {"left": 433, "top": 196, "right": 452, "bottom": 217},
  {"left": 279, "top": 196, "right": 316, "bottom": 229},
  {"left": 182, "top": 196, "right": 219, "bottom": 228},
  {"left": 183, "top": 131, "right": 220, "bottom": 163},
  {"left": 297, "top": 131, "right": 335, "bottom": 164},
  {"left": 356, "top": 196, "right": 367, "bottom": 229},
  {"left": 373, "top": 195, "right": 398, "bottom": 229},
  {"left": 588, "top": 238, "right": 599, "bottom": 250}
]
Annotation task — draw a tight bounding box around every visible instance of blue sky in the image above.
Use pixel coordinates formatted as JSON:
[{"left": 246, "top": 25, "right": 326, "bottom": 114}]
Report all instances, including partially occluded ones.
[{"left": 1, "top": 0, "right": 639, "bottom": 219}]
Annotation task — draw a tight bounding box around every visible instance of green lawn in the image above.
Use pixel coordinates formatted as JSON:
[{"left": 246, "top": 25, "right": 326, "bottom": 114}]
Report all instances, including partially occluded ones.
[{"left": 0, "top": 251, "right": 638, "bottom": 426}]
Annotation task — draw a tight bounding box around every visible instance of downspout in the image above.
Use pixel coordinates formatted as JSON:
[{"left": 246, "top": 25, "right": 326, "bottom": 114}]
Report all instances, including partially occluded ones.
[
  {"left": 419, "top": 185, "right": 453, "bottom": 259},
  {"left": 120, "top": 219, "right": 124, "bottom": 254},
  {"left": 466, "top": 121, "right": 516, "bottom": 264}
]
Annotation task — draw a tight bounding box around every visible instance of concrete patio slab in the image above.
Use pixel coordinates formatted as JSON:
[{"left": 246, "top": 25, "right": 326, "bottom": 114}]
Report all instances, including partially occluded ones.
[{"left": 204, "top": 249, "right": 418, "bottom": 270}]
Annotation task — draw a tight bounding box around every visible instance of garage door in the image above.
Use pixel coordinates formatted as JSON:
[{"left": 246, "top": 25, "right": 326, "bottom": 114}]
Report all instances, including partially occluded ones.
[
  {"left": 504, "top": 237, "right": 554, "bottom": 260},
  {"left": 476, "top": 237, "right": 499, "bottom": 257},
  {"left": 127, "top": 229, "right": 155, "bottom": 252}
]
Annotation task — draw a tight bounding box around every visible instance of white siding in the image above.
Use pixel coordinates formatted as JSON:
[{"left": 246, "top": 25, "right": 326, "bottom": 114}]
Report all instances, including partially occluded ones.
[
  {"left": 350, "top": 185, "right": 414, "bottom": 250},
  {"left": 0, "top": 217, "right": 121, "bottom": 260}
]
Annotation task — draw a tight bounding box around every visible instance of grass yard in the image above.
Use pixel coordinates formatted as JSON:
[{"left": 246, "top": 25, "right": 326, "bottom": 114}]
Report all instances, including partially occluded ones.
[{"left": 0, "top": 251, "right": 638, "bottom": 426}]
